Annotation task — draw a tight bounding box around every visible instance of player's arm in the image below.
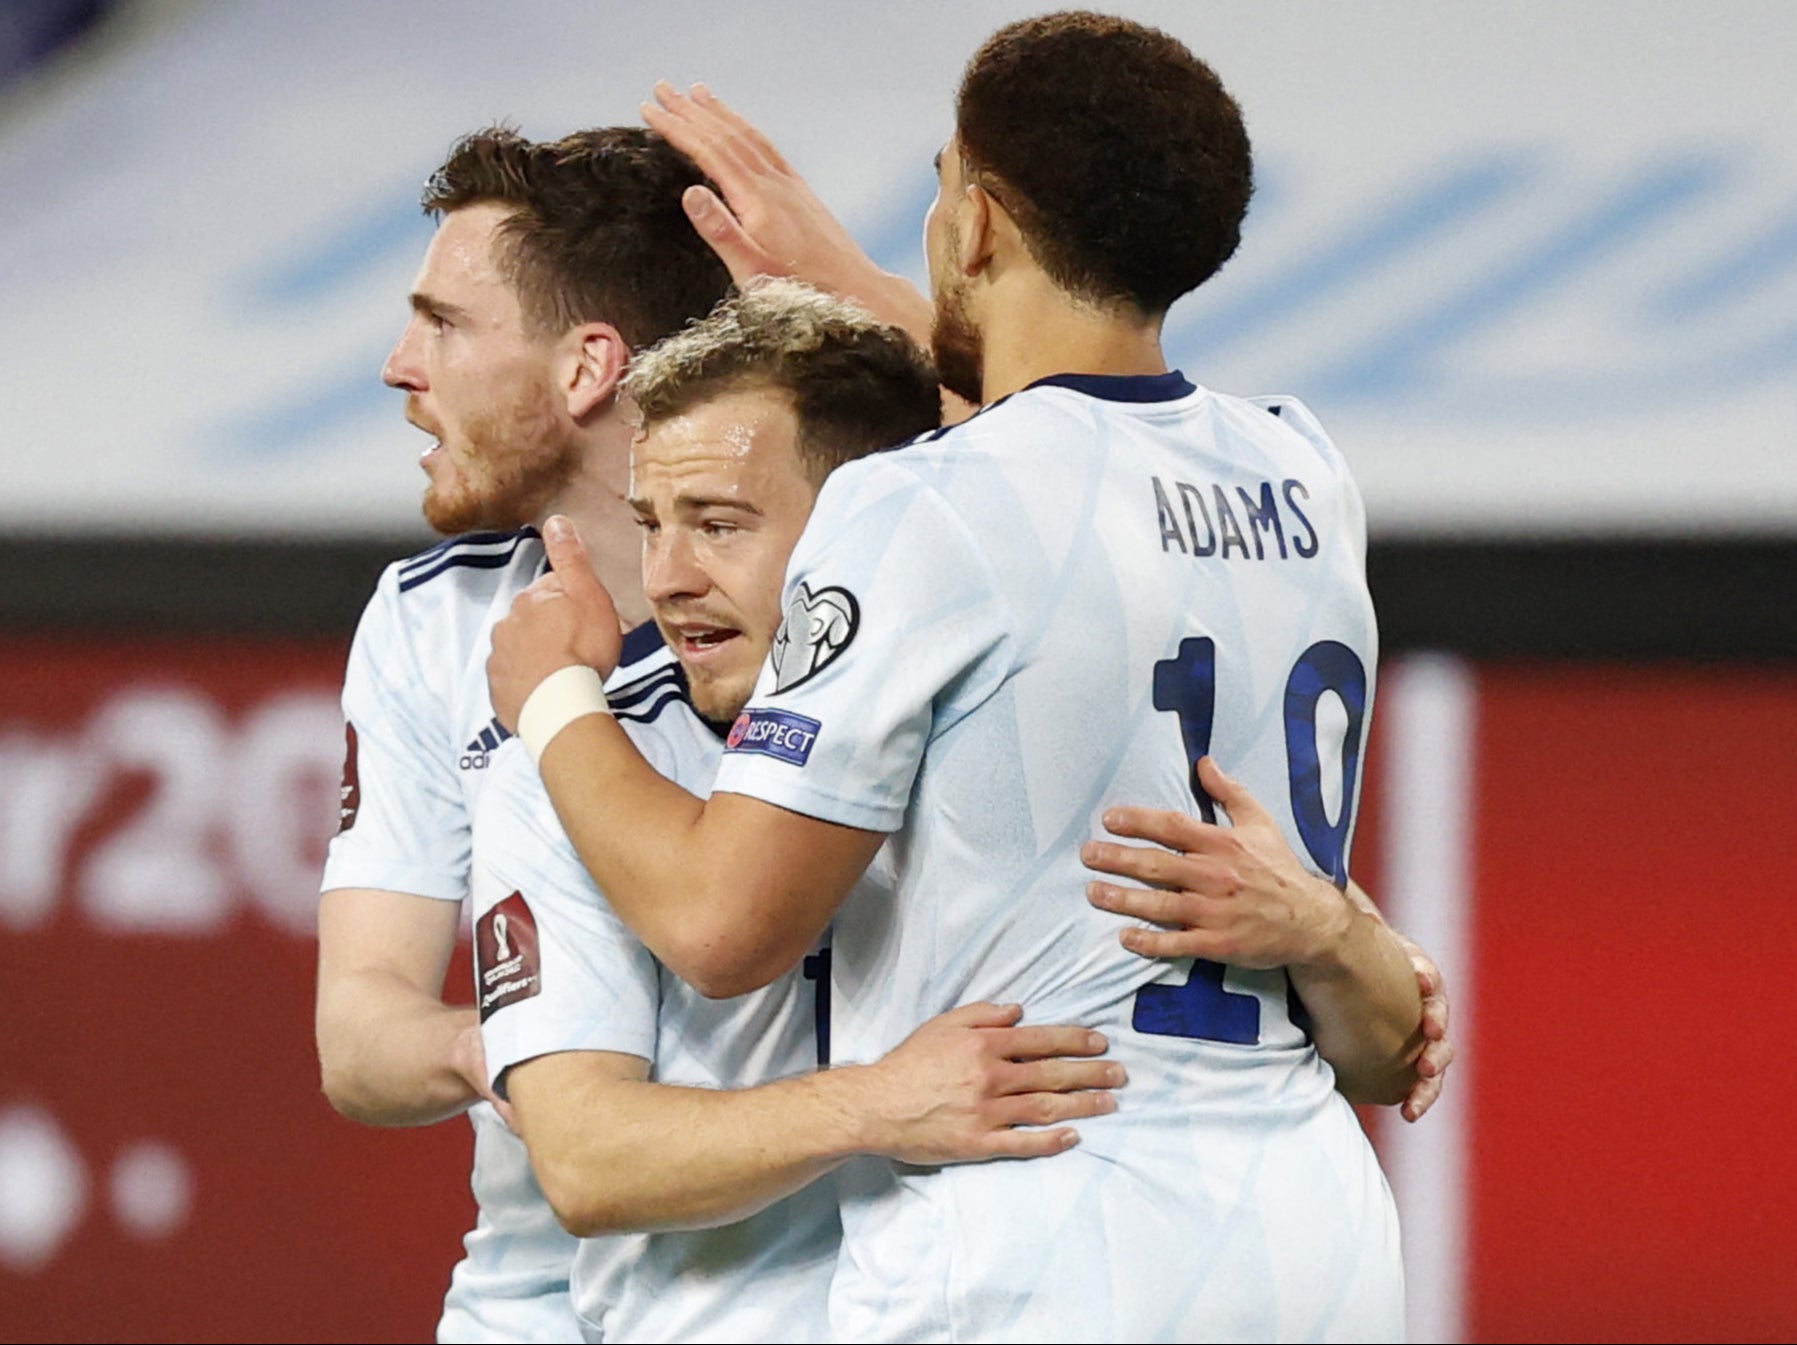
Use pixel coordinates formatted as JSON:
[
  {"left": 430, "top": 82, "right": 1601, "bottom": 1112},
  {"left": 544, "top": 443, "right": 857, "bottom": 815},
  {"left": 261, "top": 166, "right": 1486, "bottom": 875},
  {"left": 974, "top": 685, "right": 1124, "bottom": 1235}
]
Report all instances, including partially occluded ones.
[
  {"left": 537, "top": 723, "right": 876, "bottom": 999},
  {"left": 505, "top": 1003, "right": 1121, "bottom": 1236},
  {"left": 317, "top": 575, "right": 497, "bottom": 1125},
  {"left": 1340, "top": 880, "right": 1455, "bottom": 1122},
  {"left": 490, "top": 522, "right": 882, "bottom": 998},
  {"left": 1082, "top": 757, "right": 1427, "bottom": 1109},
  {"left": 316, "top": 887, "right": 497, "bottom": 1125}
]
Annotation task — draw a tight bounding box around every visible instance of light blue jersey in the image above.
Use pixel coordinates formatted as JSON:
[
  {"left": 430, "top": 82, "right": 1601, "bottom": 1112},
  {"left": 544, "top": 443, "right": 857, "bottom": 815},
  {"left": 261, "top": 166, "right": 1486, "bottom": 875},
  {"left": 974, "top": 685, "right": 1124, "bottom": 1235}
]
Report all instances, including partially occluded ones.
[
  {"left": 471, "top": 673, "right": 837, "bottom": 1344},
  {"left": 324, "top": 529, "right": 668, "bottom": 1344},
  {"left": 713, "top": 372, "right": 1403, "bottom": 1343}
]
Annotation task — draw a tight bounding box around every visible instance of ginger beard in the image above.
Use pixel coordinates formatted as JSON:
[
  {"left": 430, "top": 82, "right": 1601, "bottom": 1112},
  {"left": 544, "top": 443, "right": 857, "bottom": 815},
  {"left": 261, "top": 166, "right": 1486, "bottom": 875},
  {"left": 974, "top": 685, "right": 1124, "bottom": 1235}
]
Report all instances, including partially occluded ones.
[{"left": 417, "top": 371, "right": 581, "bottom": 536}]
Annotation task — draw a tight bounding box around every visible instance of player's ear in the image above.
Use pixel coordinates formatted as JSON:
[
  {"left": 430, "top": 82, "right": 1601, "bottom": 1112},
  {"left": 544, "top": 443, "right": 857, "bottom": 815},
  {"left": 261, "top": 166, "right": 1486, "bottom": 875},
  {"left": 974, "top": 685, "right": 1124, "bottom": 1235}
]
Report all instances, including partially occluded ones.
[
  {"left": 959, "top": 182, "right": 998, "bottom": 278},
  {"left": 562, "top": 322, "right": 629, "bottom": 421}
]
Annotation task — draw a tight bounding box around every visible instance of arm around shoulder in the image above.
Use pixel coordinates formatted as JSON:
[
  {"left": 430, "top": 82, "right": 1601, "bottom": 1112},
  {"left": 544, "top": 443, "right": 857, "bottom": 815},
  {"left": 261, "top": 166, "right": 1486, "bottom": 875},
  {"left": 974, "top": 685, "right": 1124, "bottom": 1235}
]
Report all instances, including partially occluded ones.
[{"left": 502, "top": 1002, "right": 1122, "bottom": 1236}]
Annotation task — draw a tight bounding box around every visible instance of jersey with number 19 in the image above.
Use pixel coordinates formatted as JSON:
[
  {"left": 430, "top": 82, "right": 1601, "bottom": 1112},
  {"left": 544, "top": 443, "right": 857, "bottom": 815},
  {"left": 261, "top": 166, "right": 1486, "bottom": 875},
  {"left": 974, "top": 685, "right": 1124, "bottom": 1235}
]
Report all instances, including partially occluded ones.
[{"left": 713, "top": 371, "right": 1403, "bottom": 1343}]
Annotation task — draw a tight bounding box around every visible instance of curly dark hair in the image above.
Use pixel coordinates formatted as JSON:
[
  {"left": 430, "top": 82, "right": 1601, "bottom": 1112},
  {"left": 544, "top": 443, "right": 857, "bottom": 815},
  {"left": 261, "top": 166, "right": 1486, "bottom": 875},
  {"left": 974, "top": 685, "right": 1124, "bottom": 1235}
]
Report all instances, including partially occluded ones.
[
  {"left": 421, "top": 126, "right": 731, "bottom": 350},
  {"left": 625, "top": 278, "right": 941, "bottom": 485},
  {"left": 955, "top": 11, "right": 1253, "bottom": 315}
]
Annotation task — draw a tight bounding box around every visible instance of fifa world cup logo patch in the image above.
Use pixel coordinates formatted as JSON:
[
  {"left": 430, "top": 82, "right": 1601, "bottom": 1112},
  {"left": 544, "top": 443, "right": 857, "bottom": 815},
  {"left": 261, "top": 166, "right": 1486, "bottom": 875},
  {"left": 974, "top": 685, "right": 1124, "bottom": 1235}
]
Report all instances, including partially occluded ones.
[
  {"left": 476, "top": 892, "right": 542, "bottom": 1021},
  {"left": 338, "top": 722, "right": 361, "bottom": 833},
  {"left": 771, "top": 583, "right": 859, "bottom": 692}
]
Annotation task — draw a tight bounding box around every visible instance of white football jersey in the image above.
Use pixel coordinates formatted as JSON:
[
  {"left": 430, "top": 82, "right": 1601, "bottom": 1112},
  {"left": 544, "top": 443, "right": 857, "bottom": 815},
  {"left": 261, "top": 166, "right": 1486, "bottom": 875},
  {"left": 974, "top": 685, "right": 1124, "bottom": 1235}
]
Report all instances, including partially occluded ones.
[
  {"left": 471, "top": 692, "right": 837, "bottom": 1344},
  {"left": 323, "top": 527, "right": 672, "bottom": 1344},
  {"left": 713, "top": 372, "right": 1404, "bottom": 1343}
]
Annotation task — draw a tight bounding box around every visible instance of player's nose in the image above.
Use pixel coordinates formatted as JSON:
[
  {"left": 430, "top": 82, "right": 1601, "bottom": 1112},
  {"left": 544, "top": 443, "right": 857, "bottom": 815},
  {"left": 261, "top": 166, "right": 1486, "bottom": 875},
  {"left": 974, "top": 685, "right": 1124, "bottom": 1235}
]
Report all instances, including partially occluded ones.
[
  {"left": 382, "top": 319, "right": 426, "bottom": 391},
  {"left": 643, "top": 531, "right": 710, "bottom": 603}
]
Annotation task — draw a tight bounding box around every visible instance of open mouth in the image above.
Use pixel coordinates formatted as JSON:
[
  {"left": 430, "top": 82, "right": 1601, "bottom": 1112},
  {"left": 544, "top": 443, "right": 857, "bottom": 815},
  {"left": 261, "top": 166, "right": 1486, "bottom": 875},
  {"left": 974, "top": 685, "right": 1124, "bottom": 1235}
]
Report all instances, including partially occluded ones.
[
  {"left": 406, "top": 403, "right": 446, "bottom": 469},
  {"left": 673, "top": 624, "right": 742, "bottom": 661}
]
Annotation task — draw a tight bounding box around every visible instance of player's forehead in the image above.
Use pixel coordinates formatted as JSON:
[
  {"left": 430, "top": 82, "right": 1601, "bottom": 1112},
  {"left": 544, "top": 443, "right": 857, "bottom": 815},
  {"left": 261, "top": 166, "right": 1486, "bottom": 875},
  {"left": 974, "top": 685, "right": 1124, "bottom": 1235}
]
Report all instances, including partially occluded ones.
[
  {"left": 412, "top": 203, "right": 521, "bottom": 313},
  {"left": 629, "top": 387, "right": 806, "bottom": 506}
]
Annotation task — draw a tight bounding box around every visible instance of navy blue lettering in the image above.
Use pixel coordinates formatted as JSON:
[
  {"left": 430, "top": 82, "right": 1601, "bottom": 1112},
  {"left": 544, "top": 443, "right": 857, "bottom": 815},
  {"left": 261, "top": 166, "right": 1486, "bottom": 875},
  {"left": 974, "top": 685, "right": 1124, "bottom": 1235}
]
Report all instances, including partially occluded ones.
[
  {"left": 1284, "top": 479, "right": 1319, "bottom": 558},
  {"left": 1152, "top": 637, "right": 1218, "bottom": 825},
  {"left": 1283, "top": 641, "right": 1368, "bottom": 885},
  {"left": 1177, "top": 481, "right": 1217, "bottom": 557},
  {"left": 1153, "top": 476, "right": 1187, "bottom": 554},
  {"left": 1212, "top": 486, "right": 1250, "bottom": 559},
  {"left": 1235, "top": 482, "right": 1288, "bottom": 560}
]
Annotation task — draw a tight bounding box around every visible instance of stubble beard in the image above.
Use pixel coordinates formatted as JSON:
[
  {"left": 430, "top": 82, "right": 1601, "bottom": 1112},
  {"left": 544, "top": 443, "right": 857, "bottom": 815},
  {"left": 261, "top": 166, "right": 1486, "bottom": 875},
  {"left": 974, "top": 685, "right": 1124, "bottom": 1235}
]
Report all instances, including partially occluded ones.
[
  {"left": 688, "top": 665, "right": 754, "bottom": 726},
  {"left": 656, "top": 612, "right": 760, "bottom": 726},
  {"left": 421, "top": 379, "right": 582, "bottom": 536},
  {"left": 930, "top": 280, "right": 985, "bottom": 406}
]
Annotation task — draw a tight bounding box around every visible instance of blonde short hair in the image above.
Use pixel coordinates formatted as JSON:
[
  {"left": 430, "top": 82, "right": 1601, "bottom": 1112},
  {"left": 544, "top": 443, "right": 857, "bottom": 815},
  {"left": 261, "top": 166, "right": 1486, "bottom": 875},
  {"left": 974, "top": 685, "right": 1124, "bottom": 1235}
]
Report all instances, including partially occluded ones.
[{"left": 624, "top": 277, "right": 940, "bottom": 483}]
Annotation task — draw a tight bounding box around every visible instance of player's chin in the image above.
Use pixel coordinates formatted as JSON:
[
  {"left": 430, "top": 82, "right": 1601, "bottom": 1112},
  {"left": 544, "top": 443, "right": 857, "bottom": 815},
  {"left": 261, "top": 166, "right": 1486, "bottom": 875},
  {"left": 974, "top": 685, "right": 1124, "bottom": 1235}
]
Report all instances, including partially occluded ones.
[
  {"left": 687, "top": 664, "right": 758, "bottom": 725},
  {"left": 422, "top": 478, "right": 527, "bottom": 537}
]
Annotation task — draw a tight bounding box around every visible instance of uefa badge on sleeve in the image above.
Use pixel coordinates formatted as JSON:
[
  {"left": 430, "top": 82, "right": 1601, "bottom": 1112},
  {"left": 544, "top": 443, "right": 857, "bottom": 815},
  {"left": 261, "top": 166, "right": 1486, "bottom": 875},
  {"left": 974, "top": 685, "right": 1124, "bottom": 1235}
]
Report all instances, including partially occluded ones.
[{"left": 770, "top": 583, "right": 859, "bottom": 692}]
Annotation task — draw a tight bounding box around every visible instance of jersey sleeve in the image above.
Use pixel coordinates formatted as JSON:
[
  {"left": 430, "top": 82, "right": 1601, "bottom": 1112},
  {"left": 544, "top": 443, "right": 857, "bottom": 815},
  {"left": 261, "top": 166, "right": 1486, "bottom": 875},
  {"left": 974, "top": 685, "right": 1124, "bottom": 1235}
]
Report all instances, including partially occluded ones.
[
  {"left": 711, "top": 455, "right": 1014, "bottom": 832},
  {"left": 471, "top": 745, "right": 660, "bottom": 1093},
  {"left": 319, "top": 566, "right": 469, "bottom": 901}
]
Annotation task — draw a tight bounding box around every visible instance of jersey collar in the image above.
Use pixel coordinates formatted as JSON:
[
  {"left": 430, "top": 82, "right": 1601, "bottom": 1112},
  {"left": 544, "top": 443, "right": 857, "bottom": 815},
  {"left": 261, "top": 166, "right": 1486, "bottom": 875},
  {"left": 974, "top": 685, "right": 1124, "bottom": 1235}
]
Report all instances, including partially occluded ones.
[
  {"left": 619, "top": 620, "right": 666, "bottom": 667},
  {"left": 1027, "top": 370, "right": 1197, "bottom": 403}
]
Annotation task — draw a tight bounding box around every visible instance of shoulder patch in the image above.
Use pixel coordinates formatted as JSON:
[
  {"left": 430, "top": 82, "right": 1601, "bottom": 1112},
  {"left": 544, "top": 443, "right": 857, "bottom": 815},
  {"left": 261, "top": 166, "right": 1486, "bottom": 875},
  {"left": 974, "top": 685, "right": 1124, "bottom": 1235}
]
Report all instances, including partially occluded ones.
[
  {"left": 770, "top": 583, "right": 859, "bottom": 692},
  {"left": 476, "top": 892, "right": 542, "bottom": 1022},
  {"left": 725, "top": 707, "right": 822, "bottom": 766},
  {"left": 337, "top": 722, "right": 360, "bottom": 832}
]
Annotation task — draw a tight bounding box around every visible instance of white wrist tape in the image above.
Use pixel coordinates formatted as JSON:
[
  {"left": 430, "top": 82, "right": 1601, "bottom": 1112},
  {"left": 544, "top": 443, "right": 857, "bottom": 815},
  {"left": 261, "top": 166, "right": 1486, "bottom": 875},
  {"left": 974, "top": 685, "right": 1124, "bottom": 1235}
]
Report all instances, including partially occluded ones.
[{"left": 517, "top": 664, "right": 611, "bottom": 763}]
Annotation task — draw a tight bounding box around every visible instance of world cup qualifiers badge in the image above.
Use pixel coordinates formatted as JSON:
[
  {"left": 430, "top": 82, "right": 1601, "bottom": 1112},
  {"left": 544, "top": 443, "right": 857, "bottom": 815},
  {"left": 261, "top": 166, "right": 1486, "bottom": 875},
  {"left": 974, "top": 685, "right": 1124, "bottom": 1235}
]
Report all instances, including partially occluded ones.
[
  {"left": 771, "top": 583, "right": 858, "bottom": 692},
  {"left": 476, "top": 892, "right": 542, "bottom": 1021},
  {"left": 337, "top": 722, "right": 361, "bottom": 832}
]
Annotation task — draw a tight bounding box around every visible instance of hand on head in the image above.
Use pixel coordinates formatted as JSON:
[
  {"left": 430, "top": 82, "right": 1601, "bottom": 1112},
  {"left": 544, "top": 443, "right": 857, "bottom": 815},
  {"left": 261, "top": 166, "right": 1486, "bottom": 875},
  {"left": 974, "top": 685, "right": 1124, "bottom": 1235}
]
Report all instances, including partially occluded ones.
[{"left": 641, "top": 83, "right": 936, "bottom": 344}]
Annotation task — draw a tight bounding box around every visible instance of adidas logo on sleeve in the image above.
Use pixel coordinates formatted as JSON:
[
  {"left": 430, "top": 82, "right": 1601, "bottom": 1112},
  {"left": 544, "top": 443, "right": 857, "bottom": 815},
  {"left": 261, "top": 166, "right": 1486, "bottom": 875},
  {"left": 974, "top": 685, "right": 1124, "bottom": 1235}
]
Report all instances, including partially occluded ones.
[{"left": 460, "top": 716, "right": 513, "bottom": 771}]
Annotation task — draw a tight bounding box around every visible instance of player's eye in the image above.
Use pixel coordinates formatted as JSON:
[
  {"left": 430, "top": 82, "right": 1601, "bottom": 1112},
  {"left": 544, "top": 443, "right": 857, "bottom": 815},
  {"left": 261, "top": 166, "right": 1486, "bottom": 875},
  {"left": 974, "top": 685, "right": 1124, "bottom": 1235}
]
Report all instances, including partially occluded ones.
[
  {"left": 633, "top": 516, "right": 660, "bottom": 535},
  {"left": 700, "top": 519, "right": 738, "bottom": 538}
]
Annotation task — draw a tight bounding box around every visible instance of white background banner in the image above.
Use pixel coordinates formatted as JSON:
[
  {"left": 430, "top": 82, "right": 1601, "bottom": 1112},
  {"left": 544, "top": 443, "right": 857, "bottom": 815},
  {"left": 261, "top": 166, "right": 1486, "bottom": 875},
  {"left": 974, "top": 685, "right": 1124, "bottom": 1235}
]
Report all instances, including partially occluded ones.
[{"left": 1, "top": 0, "right": 1792, "bottom": 537}]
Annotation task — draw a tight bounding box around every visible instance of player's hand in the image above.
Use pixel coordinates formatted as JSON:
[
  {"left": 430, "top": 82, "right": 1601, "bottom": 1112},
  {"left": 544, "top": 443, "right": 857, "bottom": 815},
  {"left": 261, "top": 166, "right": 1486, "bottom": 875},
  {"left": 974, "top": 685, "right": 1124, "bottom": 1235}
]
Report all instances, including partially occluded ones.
[
  {"left": 486, "top": 516, "right": 623, "bottom": 731},
  {"left": 450, "top": 1021, "right": 517, "bottom": 1131},
  {"left": 1082, "top": 756, "right": 1353, "bottom": 971},
  {"left": 855, "top": 1002, "right": 1123, "bottom": 1164},
  {"left": 1398, "top": 936, "right": 1454, "bottom": 1122},
  {"left": 641, "top": 82, "right": 934, "bottom": 342}
]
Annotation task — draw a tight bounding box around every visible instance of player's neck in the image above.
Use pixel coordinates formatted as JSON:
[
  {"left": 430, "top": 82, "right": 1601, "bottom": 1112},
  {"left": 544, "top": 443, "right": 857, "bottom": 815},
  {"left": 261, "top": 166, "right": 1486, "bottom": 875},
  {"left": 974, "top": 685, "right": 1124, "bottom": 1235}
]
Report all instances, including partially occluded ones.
[
  {"left": 977, "top": 282, "right": 1167, "bottom": 403},
  {"left": 534, "top": 418, "right": 652, "bottom": 631}
]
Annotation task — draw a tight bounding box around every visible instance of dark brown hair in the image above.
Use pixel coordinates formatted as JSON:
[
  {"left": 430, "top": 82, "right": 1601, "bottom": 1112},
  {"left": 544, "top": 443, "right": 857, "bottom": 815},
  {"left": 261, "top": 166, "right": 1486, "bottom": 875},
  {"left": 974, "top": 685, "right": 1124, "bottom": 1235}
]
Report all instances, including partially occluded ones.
[
  {"left": 422, "top": 126, "right": 731, "bottom": 349},
  {"left": 625, "top": 278, "right": 942, "bottom": 484},
  {"left": 956, "top": 11, "right": 1253, "bottom": 315}
]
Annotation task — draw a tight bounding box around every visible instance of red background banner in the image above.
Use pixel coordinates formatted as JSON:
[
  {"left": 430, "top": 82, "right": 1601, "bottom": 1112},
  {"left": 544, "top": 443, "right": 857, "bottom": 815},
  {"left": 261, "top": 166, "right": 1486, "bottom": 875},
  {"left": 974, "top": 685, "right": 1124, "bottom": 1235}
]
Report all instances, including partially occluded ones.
[{"left": 2, "top": 638, "right": 1794, "bottom": 1341}]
